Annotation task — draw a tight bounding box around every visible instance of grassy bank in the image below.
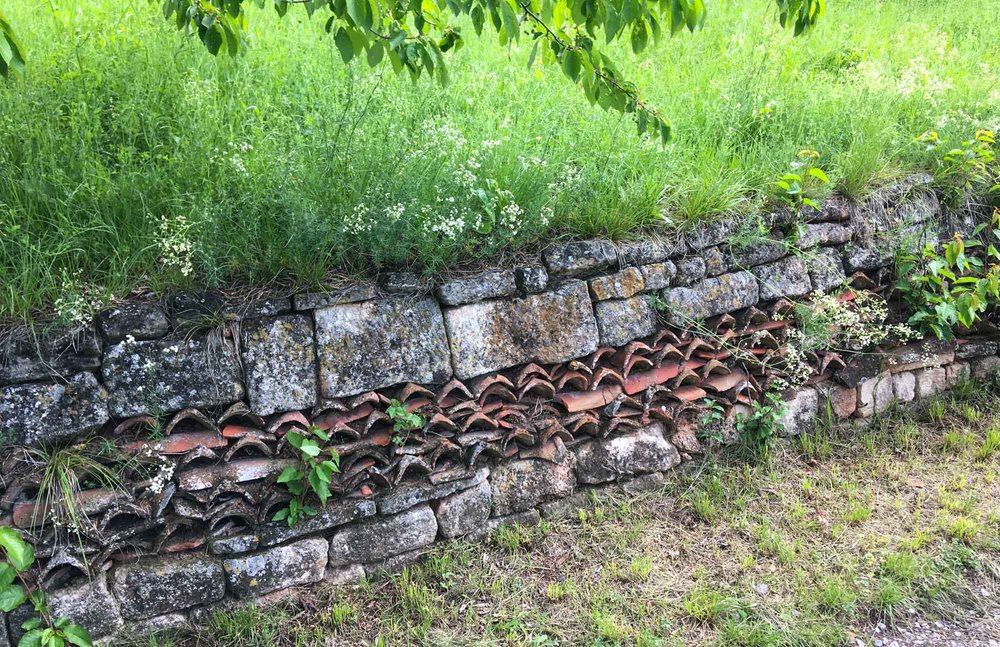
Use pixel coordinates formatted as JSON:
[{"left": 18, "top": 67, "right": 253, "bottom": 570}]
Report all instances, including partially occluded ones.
[{"left": 1, "top": 0, "right": 999, "bottom": 319}]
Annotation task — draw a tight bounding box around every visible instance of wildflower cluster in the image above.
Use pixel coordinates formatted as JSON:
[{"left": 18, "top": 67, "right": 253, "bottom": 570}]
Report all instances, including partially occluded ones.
[
  {"left": 158, "top": 213, "right": 195, "bottom": 278},
  {"left": 53, "top": 269, "right": 107, "bottom": 326}
]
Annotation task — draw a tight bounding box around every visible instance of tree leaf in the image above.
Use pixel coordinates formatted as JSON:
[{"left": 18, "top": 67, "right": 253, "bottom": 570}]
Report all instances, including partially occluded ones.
[
  {"left": 0, "top": 584, "right": 26, "bottom": 613},
  {"left": 0, "top": 527, "right": 34, "bottom": 572},
  {"left": 61, "top": 624, "right": 93, "bottom": 647}
]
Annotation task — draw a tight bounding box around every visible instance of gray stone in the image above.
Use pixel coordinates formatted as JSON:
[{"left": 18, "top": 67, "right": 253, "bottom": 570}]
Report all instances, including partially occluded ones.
[
  {"left": 377, "top": 467, "right": 488, "bottom": 515},
  {"left": 221, "top": 297, "right": 291, "bottom": 321},
  {"left": 111, "top": 552, "right": 226, "bottom": 620},
  {"left": 328, "top": 504, "right": 437, "bottom": 567},
  {"left": 490, "top": 455, "right": 577, "bottom": 516},
  {"left": 468, "top": 509, "right": 541, "bottom": 542},
  {"left": 573, "top": 424, "right": 680, "bottom": 484},
  {"left": 538, "top": 491, "right": 594, "bottom": 519},
  {"left": 886, "top": 341, "right": 954, "bottom": 373},
  {"left": 0, "top": 373, "right": 108, "bottom": 446},
  {"left": 0, "top": 325, "right": 101, "bottom": 385},
  {"left": 34, "top": 575, "right": 124, "bottom": 640},
  {"left": 434, "top": 480, "right": 492, "bottom": 538},
  {"left": 638, "top": 261, "right": 677, "bottom": 290},
  {"left": 776, "top": 388, "right": 819, "bottom": 437},
  {"left": 0, "top": 613, "right": 8, "bottom": 647},
  {"left": 807, "top": 248, "right": 847, "bottom": 293},
  {"left": 687, "top": 220, "right": 735, "bottom": 251},
  {"left": 796, "top": 223, "right": 852, "bottom": 249},
  {"left": 588, "top": 267, "right": 645, "bottom": 301},
  {"left": 515, "top": 266, "right": 548, "bottom": 294},
  {"left": 315, "top": 297, "right": 451, "bottom": 398},
  {"left": 834, "top": 353, "right": 882, "bottom": 388},
  {"left": 617, "top": 238, "right": 685, "bottom": 266},
  {"left": 99, "top": 303, "right": 170, "bottom": 343},
  {"left": 364, "top": 548, "right": 429, "bottom": 575},
  {"left": 168, "top": 291, "right": 224, "bottom": 326},
  {"left": 914, "top": 367, "right": 947, "bottom": 398},
  {"left": 842, "top": 245, "right": 893, "bottom": 273},
  {"left": 443, "top": 281, "right": 598, "bottom": 379},
  {"left": 809, "top": 196, "right": 851, "bottom": 223},
  {"left": 293, "top": 285, "right": 378, "bottom": 310},
  {"left": 210, "top": 499, "right": 375, "bottom": 555},
  {"left": 753, "top": 257, "right": 812, "bottom": 301},
  {"left": 102, "top": 335, "right": 244, "bottom": 418},
  {"left": 240, "top": 315, "right": 317, "bottom": 416},
  {"left": 325, "top": 564, "right": 366, "bottom": 586},
  {"left": 593, "top": 297, "right": 657, "bottom": 347},
  {"left": 436, "top": 271, "right": 517, "bottom": 306},
  {"left": 380, "top": 272, "right": 431, "bottom": 294},
  {"left": 729, "top": 240, "right": 788, "bottom": 269},
  {"left": 662, "top": 271, "right": 759, "bottom": 322},
  {"left": 972, "top": 356, "right": 1000, "bottom": 382},
  {"left": 131, "top": 613, "right": 190, "bottom": 637},
  {"left": 893, "top": 371, "right": 916, "bottom": 402},
  {"left": 955, "top": 339, "right": 999, "bottom": 360},
  {"left": 895, "top": 190, "right": 940, "bottom": 224},
  {"left": 703, "top": 247, "right": 728, "bottom": 277},
  {"left": 856, "top": 372, "right": 894, "bottom": 418},
  {"left": 223, "top": 537, "right": 328, "bottom": 598},
  {"left": 947, "top": 361, "right": 971, "bottom": 386},
  {"left": 543, "top": 240, "right": 617, "bottom": 276},
  {"left": 620, "top": 471, "right": 666, "bottom": 494},
  {"left": 673, "top": 257, "right": 706, "bottom": 286}
]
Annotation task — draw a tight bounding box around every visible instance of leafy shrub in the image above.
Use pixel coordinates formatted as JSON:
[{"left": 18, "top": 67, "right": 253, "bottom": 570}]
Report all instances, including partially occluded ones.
[
  {"left": 918, "top": 129, "right": 999, "bottom": 206},
  {"left": 736, "top": 390, "right": 786, "bottom": 459},
  {"left": 774, "top": 150, "right": 831, "bottom": 210},
  {"left": 274, "top": 426, "right": 342, "bottom": 526}
]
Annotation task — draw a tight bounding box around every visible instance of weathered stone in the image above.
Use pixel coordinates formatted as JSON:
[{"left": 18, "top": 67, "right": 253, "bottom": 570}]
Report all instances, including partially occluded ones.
[
  {"left": 947, "top": 361, "right": 971, "bottom": 386},
  {"left": 102, "top": 335, "right": 244, "bottom": 418},
  {"left": 892, "top": 371, "right": 916, "bottom": 402},
  {"left": 856, "top": 372, "right": 894, "bottom": 418},
  {"left": 729, "top": 240, "right": 788, "bottom": 269},
  {"left": 776, "top": 387, "right": 819, "bottom": 436},
  {"left": 293, "top": 284, "right": 378, "bottom": 310},
  {"left": 542, "top": 240, "right": 617, "bottom": 276},
  {"left": 210, "top": 499, "right": 375, "bottom": 555},
  {"left": 673, "top": 257, "right": 706, "bottom": 286},
  {"left": 807, "top": 248, "right": 847, "bottom": 293},
  {"left": 752, "top": 257, "right": 812, "bottom": 301},
  {"left": 328, "top": 505, "right": 437, "bottom": 567},
  {"left": 467, "top": 509, "right": 541, "bottom": 542},
  {"left": 490, "top": 455, "right": 577, "bottom": 516},
  {"left": 842, "top": 245, "right": 892, "bottom": 273},
  {"left": 972, "top": 356, "right": 1000, "bottom": 382},
  {"left": 364, "top": 548, "right": 429, "bottom": 575},
  {"left": 0, "top": 373, "right": 108, "bottom": 446},
  {"left": 620, "top": 471, "right": 666, "bottom": 494},
  {"left": 955, "top": 338, "right": 999, "bottom": 360},
  {"left": 663, "top": 271, "right": 759, "bottom": 322},
  {"left": 515, "top": 266, "right": 548, "bottom": 294},
  {"left": 0, "top": 325, "right": 101, "bottom": 385},
  {"left": 99, "top": 303, "right": 170, "bottom": 343},
  {"left": 886, "top": 341, "right": 954, "bottom": 373},
  {"left": 537, "top": 491, "right": 593, "bottom": 519},
  {"left": 315, "top": 297, "right": 451, "bottom": 397},
  {"left": 378, "top": 467, "right": 488, "bottom": 515},
  {"left": 835, "top": 354, "right": 882, "bottom": 388},
  {"left": 436, "top": 271, "right": 517, "bottom": 306},
  {"left": 379, "top": 272, "right": 432, "bottom": 294},
  {"left": 444, "top": 281, "right": 598, "bottom": 379},
  {"left": 593, "top": 297, "right": 657, "bottom": 347},
  {"left": 0, "top": 613, "right": 8, "bottom": 647},
  {"left": 895, "top": 190, "right": 940, "bottom": 224},
  {"left": 241, "top": 315, "right": 317, "bottom": 416},
  {"left": 638, "top": 261, "right": 677, "bottom": 290},
  {"left": 809, "top": 196, "right": 851, "bottom": 223},
  {"left": 325, "top": 564, "right": 366, "bottom": 586},
  {"left": 223, "top": 537, "right": 328, "bottom": 598},
  {"left": 796, "top": 223, "right": 852, "bottom": 249},
  {"left": 618, "top": 238, "right": 685, "bottom": 266},
  {"left": 221, "top": 297, "right": 291, "bottom": 321},
  {"left": 131, "top": 613, "right": 190, "bottom": 637},
  {"left": 111, "top": 552, "right": 226, "bottom": 620},
  {"left": 39, "top": 575, "right": 123, "bottom": 640},
  {"left": 703, "top": 247, "right": 728, "bottom": 277},
  {"left": 573, "top": 424, "right": 680, "bottom": 484},
  {"left": 816, "top": 382, "right": 857, "bottom": 419},
  {"left": 169, "top": 291, "right": 225, "bottom": 326},
  {"left": 434, "top": 480, "right": 492, "bottom": 538},
  {"left": 914, "top": 367, "right": 948, "bottom": 398},
  {"left": 687, "top": 220, "right": 735, "bottom": 251},
  {"left": 588, "top": 267, "right": 645, "bottom": 301}
]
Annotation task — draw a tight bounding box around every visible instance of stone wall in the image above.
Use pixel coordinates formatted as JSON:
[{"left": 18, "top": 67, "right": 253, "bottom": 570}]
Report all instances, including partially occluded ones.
[{"left": 1, "top": 175, "right": 997, "bottom": 643}]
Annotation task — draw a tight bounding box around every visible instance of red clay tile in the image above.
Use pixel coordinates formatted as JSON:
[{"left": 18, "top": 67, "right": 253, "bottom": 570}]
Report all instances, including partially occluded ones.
[
  {"left": 623, "top": 363, "right": 681, "bottom": 395},
  {"left": 555, "top": 385, "right": 623, "bottom": 413}
]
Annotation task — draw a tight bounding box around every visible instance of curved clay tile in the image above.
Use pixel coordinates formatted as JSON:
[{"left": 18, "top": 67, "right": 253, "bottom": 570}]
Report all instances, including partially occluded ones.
[
  {"left": 222, "top": 436, "right": 273, "bottom": 462},
  {"left": 512, "top": 362, "right": 552, "bottom": 386},
  {"left": 555, "top": 385, "right": 623, "bottom": 414},
  {"left": 396, "top": 382, "right": 436, "bottom": 403},
  {"left": 112, "top": 415, "right": 159, "bottom": 437},
  {"left": 585, "top": 347, "right": 617, "bottom": 370},
  {"left": 312, "top": 403, "right": 374, "bottom": 432},
  {"left": 469, "top": 373, "right": 515, "bottom": 398},
  {"left": 217, "top": 402, "right": 266, "bottom": 429},
  {"left": 554, "top": 370, "right": 589, "bottom": 391},
  {"left": 163, "top": 408, "right": 218, "bottom": 436},
  {"left": 436, "top": 378, "right": 474, "bottom": 404},
  {"left": 266, "top": 410, "right": 310, "bottom": 435}
]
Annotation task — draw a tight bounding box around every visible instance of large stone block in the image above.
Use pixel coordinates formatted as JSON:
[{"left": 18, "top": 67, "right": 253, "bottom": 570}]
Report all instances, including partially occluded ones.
[
  {"left": 315, "top": 297, "right": 451, "bottom": 398},
  {"left": 436, "top": 271, "right": 517, "bottom": 305},
  {"left": 444, "top": 281, "right": 599, "bottom": 379},
  {"left": 328, "top": 504, "right": 438, "bottom": 567},
  {"left": 807, "top": 248, "right": 847, "bottom": 293},
  {"left": 729, "top": 240, "right": 788, "bottom": 269},
  {"left": 490, "top": 455, "right": 577, "bottom": 516},
  {"left": 662, "top": 271, "right": 759, "bottom": 322},
  {"left": 589, "top": 268, "right": 645, "bottom": 301},
  {"left": 8, "top": 575, "right": 123, "bottom": 641},
  {"left": 752, "top": 257, "right": 812, "bottom": 301},
  {"left": 593, "top": 297, "right": 657, "bottom": 347},
  {"left": 796, "top": 223, "right": 852, "bottom": 249},
  {"left": 99, "top": 303, "right": 170, "bottom": 343},
  {"left": 638, "top": 261, "right": 677, "bottom": 290},
  {"left": 223, "top": 537, "right": 328, "bottom": 597},
  {"left": 434, "top": 480, "right": 492, "bottom": 539},
  {"left": 914, "top": 367, "right": 947, "bottom": 398},
  {"left": 673, "top": 257, "right": 706, "bottom": 286},
  {"left": 543, "top": 240, "right": 616, "bottom": 276},
  {"left": 573, "top": 424, "right": 680, "bottom": 484},
  {"left": 377, "top": 468, "right": 488, "bottom": 515},
  {"left": 0, "top": 325, "right": 101, "bottom": 385},
  {"left": 241, "top": 315, "right": 317, "bottom": 416},
  {"left": 111, "top": 552, "right": 226, "bottom": 619},
  {"left": 776, "top": 387, "right": 819, "bottom": 436},
  {"left": 102, "top": 335, "right": 244, "bottom": 418},
  {"left": 842, "top": 245, "right": 892, "bottom": 273},
  {"left": 618, "top": 239, "right": 684, "bottom": 266},
  {"left": 0, "top": 373, "right": 108, "bottom": 446},
  {"left": 856, "top": 372, "right": 894, "bottom": 418},
  {"left": 893, "top": 371, "right": 916, "bottom": 402}
]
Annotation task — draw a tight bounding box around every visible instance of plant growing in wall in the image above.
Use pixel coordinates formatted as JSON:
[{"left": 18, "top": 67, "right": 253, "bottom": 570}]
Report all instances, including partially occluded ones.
[
  {"left": 918, "top": 130, "right": 999, "bottom": 207},
  {"left": 734, "top": 389, "right": 785, "bottom": 460},
  {"left": 387, "top": 399, "right": 425, "bottom": 446},
  {"left": 274, "top": 426, "right": 342, "bottom": 526},
  {"left": 774, "top": 149, "right": 831, "bottom": 211},
  {"left": 0, "top": 527, "right": 93, "bottom": 647}
]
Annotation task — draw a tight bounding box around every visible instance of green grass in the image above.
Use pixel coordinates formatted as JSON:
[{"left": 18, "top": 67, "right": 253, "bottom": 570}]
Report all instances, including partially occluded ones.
[{"left": 2, "top": 0, "right": 1000, "bottom": 319}]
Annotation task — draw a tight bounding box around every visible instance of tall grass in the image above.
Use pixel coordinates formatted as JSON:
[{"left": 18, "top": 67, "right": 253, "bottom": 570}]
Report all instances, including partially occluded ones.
[{"left": 0, "top": 0, "right": 998, "bottom": 319}]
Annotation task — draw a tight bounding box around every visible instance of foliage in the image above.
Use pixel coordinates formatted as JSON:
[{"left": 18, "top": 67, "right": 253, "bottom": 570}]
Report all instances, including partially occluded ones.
[
  {"left": 895, "top": 211, "right": 1000, "bottom": 340},
  {"left": 774, "top": 149, "right": 831, "bottom": 210},
  {"left": 274, "top": 426, "right": 342, "bottom": 526},
  {"left": 387, "top": 399, "right": 425, "bottom": 446},
  {"left": 735, "top": 389, "right": 785, "bottom": 459},
  {"left": 0, "top": 10, "right": 23, "bottom": 78},
  {"left": 0, "top": 527, "right": 93, "bottom": 647},
  {"left": 918, "top": 129, "right": 999, "bottom": 206}
]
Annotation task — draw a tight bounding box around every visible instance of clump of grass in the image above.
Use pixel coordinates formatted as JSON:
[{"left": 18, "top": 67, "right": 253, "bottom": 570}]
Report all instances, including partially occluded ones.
[
  {"left": 681, "top": 588, "right": 737, "bottom": 626},
  {"left": 977, "top": 426, "right": 1000, "bottom": 462}
]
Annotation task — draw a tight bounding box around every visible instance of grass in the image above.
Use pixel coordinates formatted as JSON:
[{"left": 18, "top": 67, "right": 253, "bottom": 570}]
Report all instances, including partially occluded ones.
[
  {"left": 1, "top": 0, "right": 1000, "bottom": 320},
  {"left": 116, "top": 384, "right": 1000, "bottom": 647}
]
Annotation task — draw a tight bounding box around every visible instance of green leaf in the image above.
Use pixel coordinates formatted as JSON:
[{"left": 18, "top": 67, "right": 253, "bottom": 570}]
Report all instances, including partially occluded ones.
[
  {"left": 335, "top": 28, "right": 355, "bottom": 63},
  {"left": 0, "top": 527, "right": 35, "bottom": 572},
  {"left": 0, "top": 583, "right": 26, "bottom": 613},
  {"left": 807, "top": 167, "right": 830, "bottom": 183},
  {"left": 562, "top": 49, "right": 581, "bottom": 81},
  {"left": 61, "top": 625, "right": 92, "bottom": 647},
  {"left": 18, "top": 628, "right": 45, "bottom": 647}
]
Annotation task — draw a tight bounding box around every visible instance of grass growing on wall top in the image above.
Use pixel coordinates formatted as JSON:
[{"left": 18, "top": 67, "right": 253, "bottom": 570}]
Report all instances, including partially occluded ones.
[{"left": 0, "top": 0, "right": 999, "bottom": 319}]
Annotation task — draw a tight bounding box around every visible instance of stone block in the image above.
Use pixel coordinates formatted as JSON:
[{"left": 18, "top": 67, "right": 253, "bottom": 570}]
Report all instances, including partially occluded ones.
[
  {"left": 638, "top": 261, "right": 677, "bottom": 290},
  {"left": 914, "top": 367, "right": 947, "bottom": 398},
  {"left": 620, "top": 471, "right": 666, "bottom": 494},
  {"left": 796, "top": 223, "right": 852, "bottom": 249},
  {"left": 776, "top": 387, "right": 819, "bottom": 437},
  {"left": 377, "top": 467, "right": 488, "bottom": 515},
  {"left": 729, "top": 240, "right": 788, "bottom": 269},
  {"left": 593, "top": 297, "right": 657, "bottom": 347},
  {"left": 588, "top": 267, "right": 645, "bottom": 301},
  {"left": 703, "top": 247, "right": 728, "bottom": 277},
  {"left": 490, "top": 455, "right": 577, "bottom": 516},
  {"left": 434, "top": 480, "right": 492, "bottom": 539},
  {"left": 618, "top": 239, "right": 685, "bottom": 266},
  {"left": 956, "top": 339, "right": 1000, "bottom": 360},
  {"left": 443, "top": 281, "right": 598, "bottom": 379},
  {"left": 379, "top": 272, "right": 432, "bottom": 294},
  {"left": 315, "top": 297, "right": 451, "bottom": 398},
  {"left": 241, "top": 315, "right": 317, "bottom": 416},
  {"left": 0, "top": 373, "right": 108, "bottom": 446},
  {"left": 436, "top": 271, "right": 517, "bottom": 306},
  {"left": 573, "top": 424, "right": 679, "bottom": 484},
  {"left": 515, "top": 266, "right": 548, "bottom": 294},
  {"left": 102, "top": 335, "right": 244, "bottom": 418},
  {"left": 752, "top": 257, "right": 812, "bottom": 301},
  {"left": 686, "top": 220, "right": 735, "bottom": 251},
  {"left": 842, "top": 245, "right": 892, "bottom": 273},
  {"left": 892, "top": 371, "right": 916, "bottom": 402},
  {"left": 673, "top": 257, "right": 706, "bottom": 286},
  {"left": 221, "top": 297, "right": 291, "bottom": 321},
  {"left": 807, "top": 248, "right": 847, "bottom": 293},
  {"left": 131, "top": 613, "right": 190, "bottom": 637},
  {"left": 542, "top": 240, "right": 616, "bottom": 276},
  {"left": 325, "top": 564, "right": 366, "bottom": 586},
  {"left": 292, "top": 285, "right": 378, "bottom": 310},
  {"left": 99, "top": 303, "right": 170, "bottom": 343},
  {"left": 538, "top": 491, "right": 594, "bottom": 519},
  {"left": 856, "top": 373, "right": 894, "bottom": 418},
  {"left": 36, "top": 575, "right": 123, "bottom": 640},
  {"left": 886, "top": 341, "right": 955, "bottom": 373},
  {"left": 816, "top": 382, "right": 857, "bottom": 419},
  {"left": 663, "top": 271, "right": 759, "bottom": 322},
  {"left": 468, "top": 509, "right": 541, "bottom": 542},
  {"left": 946, "top": 361, "right": 971, "bottom": 386},
  {"left": 223, "top": 537, "right": 328, "bottom": 598},
  {"left": 972, "top": 356, "right": 1000, "bottom": 382},
  {"left": 0, "top": 325, "right": 101, "bottom": 385},
  {"left": 328, "top": 504, "right": 437, "bottom": 567},
  {"left": 111, "top": 553, "right": 226, "bottom": 620}
]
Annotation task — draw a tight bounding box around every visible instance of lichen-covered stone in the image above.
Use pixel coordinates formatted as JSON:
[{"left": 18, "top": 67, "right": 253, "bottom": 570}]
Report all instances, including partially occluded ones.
[
  {"left": 796, "top": 223, "right": 852, "bottom": 249},
  {"left": 444, "top": 281, "right": 599, "bottom": 379},
  {"left": 221, "top": 297, "right": 291, "bottom": 321},
  {"left": 573, "top": 424, "right": 680, "bottom": 484},
  {"left": 809, "top": 196, "right": 851, "bottom": 223},
  {"left": 972, "top": 356, "right": 1000, "bottom": 381},
  {"left": 241, "top": 315, "right": 317, "bottom": 416},
  {"left": 703, "top": 247, "right": 728, "bottom": 277},
  {"left": 662, "top": 271, "right": 759, "bottom": 322},
  {"left": 673, "top": 257, "right": 707, "bottom": 286},
  {"left": 856, "top": 372, "right": 894, "bottom": 417},
  {"left": 842, "top": 245, "right": 892, "bottom": 273},
  {"left": 776, "top": 387, "right": 819, "bottom": 436},
  {"left": 543, "top": 240, "right": 616, "bottom": 276},
  {"left": 434, "top": 480, "right": 492, "bottom": 538},
  {"left": 436, "top": 271, "right": 517, "bottom": 305},
  {"left": 728, "top": 240, "right": 788, "bottom": 269},
  {"left": 467, "top": 509, "right": 541, "bottom": 542},
  {"left": 315, "top": 297, "right": 451, "bottom": 398},
  {"left": 947, "top": 361, "right": 971, "bottom": 386},
  {"left": 893, "top": 371, "right": 916, "bottom": 402},
  {"left": 955, "top": 339, "right": 999, "bottom": 360},
  {"left": 328, "top": 504, "right": 437, "bottom": 567},
  {"left": 807, "top": 248, "right": 847, "bottom": 293},
  {"left": 886, "top": 341, "right": 954, "bottom": 373},
  {"left": 490, "top": 455, "right": 577, "bottom": 516},
  {"left": 687, "top": 220, "right": 735, "bottom": 251},
  {"left": 589, "top": 267, "right": 645, "bottom": 301},
  {"left": 377, "top": 467, "right": 488, "bottom": 515},
  {"left": 27, "top": 575, "right": 123, "bottom": 640},
  {"left": 111, "top": 552, "right": 226, "bottom": 620},
  {"left": 379, "top": 272, "right": 432, "bottom": 294},
  {"left": 102, "top": 335, "right": 244, "bottom": 418},
  {"left": 223, "top": 537, "right": 328, "bottom": 598},
  {"left": 0, "top": 325, "right": 101, "bottom": 385},
  {"left": 293, "top": 285, "right": 378, "bottom": 310},
  {"left": 515, "top": 266, "right": 548, "bottom": 294},
  {"left": 914, "top": 367, "right": 947, "bottom": 398},
  {"left": 99, "top": 303, "right": 170, "bottom": 343},
  {"left": 0, "top": 373, "right": 108, "bottom": 446},
  {"left": 639, "top": 261, "right": 677, "bottom": 290},
  {"left": 618, "top": 238, "right": 685, "bottom": 266},
  {"left": 593, "top": 297, "right": 657, "bottom": 347},
  {"left": 752, "top": 257, "right": 812, "bottom": 301},
  {"left": 168, "top": 291, "right": 225, "bottom": 325}
]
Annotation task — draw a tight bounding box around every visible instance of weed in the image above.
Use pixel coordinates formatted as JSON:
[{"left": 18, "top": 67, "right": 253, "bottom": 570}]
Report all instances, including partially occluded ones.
[
  {"left": 681, "top": 588, "right": 736, "bottom": 626},
  {"left": 945, "top": 516, "right": 980, "bottom": 544},
  {"left": 977, "top": 426, "right": 1000, "bottom": 461},
  {"left": 815, "top": 576, "right": 856, "bottom": 616}
]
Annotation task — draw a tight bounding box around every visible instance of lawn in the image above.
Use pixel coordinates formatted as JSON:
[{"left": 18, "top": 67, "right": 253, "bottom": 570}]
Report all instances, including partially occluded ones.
[
  {"left": 119, "top": 381, "right": 1000, "bottom": 646},
  {"left": 1, "top": 0, "right": 999, "bottom": 319}
]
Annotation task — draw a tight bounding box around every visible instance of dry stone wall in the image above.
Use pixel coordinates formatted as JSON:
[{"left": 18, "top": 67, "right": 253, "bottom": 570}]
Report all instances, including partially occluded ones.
[{"left": 1, "top": 175, "right": 998, "bottom": 643}]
